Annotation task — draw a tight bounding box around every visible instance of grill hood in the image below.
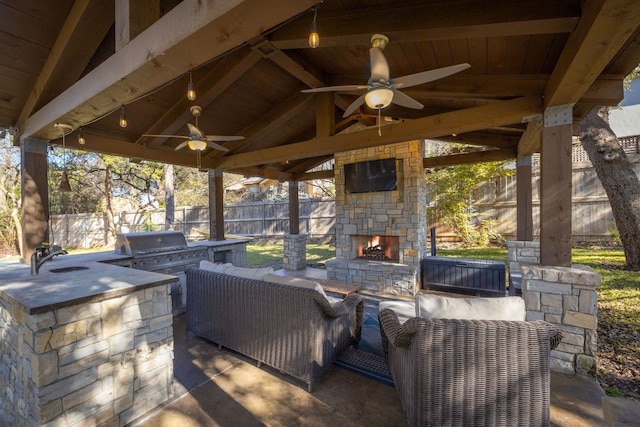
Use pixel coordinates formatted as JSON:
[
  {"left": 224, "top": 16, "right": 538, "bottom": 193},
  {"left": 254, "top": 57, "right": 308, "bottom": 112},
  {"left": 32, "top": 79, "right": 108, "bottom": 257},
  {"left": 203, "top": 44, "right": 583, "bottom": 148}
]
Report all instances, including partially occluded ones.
[{"left": 115, "top": 231, "right": 188, "bottom": 256}]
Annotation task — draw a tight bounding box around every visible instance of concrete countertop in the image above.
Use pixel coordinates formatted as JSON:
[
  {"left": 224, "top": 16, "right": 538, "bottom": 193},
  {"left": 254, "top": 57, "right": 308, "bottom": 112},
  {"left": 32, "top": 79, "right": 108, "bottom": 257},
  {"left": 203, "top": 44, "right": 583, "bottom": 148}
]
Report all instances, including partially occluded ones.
[{"left": 0, "top": 254, "right": 177, "bottom": 315}]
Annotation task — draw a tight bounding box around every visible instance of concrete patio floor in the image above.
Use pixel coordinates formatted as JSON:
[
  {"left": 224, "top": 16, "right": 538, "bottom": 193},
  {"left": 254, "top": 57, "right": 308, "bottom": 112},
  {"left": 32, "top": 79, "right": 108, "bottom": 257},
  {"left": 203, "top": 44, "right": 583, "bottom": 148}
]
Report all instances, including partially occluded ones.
[{"left": 132, "top": 313, "right": 607, "bottom": 427}]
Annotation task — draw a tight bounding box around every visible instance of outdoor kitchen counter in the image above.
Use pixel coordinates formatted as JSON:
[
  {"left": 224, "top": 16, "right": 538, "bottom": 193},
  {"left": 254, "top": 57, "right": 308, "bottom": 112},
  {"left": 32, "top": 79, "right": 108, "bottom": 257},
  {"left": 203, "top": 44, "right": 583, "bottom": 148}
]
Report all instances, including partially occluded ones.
[
  {"left": 0, "top": 257, "right": 177, "bottom": 315},
  {"left": 0, "top": 254, "right": 178, "bottom": 425}
]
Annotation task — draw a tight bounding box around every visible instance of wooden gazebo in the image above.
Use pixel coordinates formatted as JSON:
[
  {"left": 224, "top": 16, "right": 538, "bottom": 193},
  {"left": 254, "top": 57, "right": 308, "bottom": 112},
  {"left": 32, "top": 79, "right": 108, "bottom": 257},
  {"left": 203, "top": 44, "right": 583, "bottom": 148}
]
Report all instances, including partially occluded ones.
[{"left": 2, "top": 0, "right": 640, "bottom": 264}]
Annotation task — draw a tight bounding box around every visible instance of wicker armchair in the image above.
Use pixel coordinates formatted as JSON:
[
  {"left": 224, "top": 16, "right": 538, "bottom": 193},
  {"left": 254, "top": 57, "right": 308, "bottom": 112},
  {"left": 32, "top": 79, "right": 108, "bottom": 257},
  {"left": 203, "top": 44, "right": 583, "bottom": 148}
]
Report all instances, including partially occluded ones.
[
  {"left": 379, "top": 309, "right": 562, "bottom": 427},
  {"left": 186, "top": 268, "right": 363, "bottom": 392}
]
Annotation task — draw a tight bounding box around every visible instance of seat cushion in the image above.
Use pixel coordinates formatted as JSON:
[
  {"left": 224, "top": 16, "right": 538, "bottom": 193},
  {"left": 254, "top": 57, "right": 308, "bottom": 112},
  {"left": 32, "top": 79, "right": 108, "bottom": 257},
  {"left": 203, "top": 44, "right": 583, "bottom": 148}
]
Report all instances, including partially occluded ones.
[
  {"left": 199, "top": 260, "right": 232, "bottom": 274},
  {"left": 262, "top": 273, "right": 328, "bottom": 300},
  {"left": 379, "top": 300, "right": 416, "bottom": 324},
  {"left": 415, "top": 293, "right": 526, "bottom": 321},
  {"left": 224, "top": 265, "right": 274, "bottom": 280}
]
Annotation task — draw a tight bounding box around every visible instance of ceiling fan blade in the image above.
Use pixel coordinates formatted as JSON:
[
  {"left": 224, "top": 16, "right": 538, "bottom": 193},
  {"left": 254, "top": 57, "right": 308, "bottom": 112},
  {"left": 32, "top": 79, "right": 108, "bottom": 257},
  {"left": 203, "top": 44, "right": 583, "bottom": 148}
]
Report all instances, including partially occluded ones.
[
  {"left": 206, "top": 135, "right": 245, "bottom": 142},
  {"left": 391, "top": 89, "right": 424, "bottom": 110},
  {"left": 302, "top": 85, "right": 368, "bottom": 93},
  {"left": 206, "top": 141, "right": 230, "bottom": 152},
  {"left": 369, "top": 47, "right": 390, "bottom": 83},
  {"left": 391, "top": 63, "right": 471, "bottom": 88},
  {"left": 187, "top": 123, "right": 205, "bottom": 139},
  {"left": 174, "top": 141, "right": 189, "bottom": 151},
  {"left": 143, "top": 134, "right": 189, "bottom": 139},
  {"left": 342, "top": 94, "right": 367, "bottom": 118}
]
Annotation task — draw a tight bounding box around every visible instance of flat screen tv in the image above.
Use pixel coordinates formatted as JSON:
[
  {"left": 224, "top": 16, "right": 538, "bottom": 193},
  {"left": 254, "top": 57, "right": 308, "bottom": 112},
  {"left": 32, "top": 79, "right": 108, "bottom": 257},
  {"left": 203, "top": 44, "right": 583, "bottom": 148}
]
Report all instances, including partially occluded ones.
[{"left": 344, "top": 158, "right": 397, "bottom": 194}]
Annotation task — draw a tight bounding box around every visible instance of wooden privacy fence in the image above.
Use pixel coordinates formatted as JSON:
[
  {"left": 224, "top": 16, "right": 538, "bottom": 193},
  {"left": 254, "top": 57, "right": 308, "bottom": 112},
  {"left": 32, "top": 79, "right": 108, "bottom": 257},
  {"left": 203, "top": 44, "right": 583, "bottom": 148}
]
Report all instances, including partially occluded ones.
[{"left": 50, "top": 198, "right": 336, "bottom": 248}]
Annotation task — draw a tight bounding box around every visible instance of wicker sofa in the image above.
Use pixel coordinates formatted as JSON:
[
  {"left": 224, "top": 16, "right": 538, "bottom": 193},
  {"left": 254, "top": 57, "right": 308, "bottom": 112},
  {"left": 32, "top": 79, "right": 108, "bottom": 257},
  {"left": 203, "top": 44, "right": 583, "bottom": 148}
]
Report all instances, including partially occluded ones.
[
  {"left": 185, "top": 267, "right": 363, "bottom": 391},
  {"left": 378, "top": 296, "right": 562, "bottom": 427}
]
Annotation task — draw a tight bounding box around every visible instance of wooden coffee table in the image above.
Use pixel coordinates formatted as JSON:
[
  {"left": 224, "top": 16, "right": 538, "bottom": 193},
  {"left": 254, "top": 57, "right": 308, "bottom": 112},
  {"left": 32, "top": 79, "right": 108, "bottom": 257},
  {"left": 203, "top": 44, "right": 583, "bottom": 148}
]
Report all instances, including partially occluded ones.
[{"left": 315, "top": 278, "right": 362, "bottom": 298}]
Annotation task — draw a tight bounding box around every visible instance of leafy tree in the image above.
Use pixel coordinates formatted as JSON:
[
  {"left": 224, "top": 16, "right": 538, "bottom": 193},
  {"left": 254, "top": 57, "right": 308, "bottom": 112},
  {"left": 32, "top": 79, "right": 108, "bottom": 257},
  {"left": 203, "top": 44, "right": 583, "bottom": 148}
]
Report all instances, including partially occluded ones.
[
  {"left": 425, "top": 142, "right": 513, "bottom": 247},
  {"left": 0, "top": 133, "right": 21, "bottom": 254}
]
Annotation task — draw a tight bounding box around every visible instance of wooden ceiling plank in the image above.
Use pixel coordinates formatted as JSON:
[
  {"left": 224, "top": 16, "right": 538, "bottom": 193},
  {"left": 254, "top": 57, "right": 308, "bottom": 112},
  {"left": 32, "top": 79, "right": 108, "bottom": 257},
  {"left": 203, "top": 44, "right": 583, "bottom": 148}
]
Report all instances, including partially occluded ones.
[
  {"left": 269, "top": 1, "right": 580, "bottom": 49},
  {"left": 423, "top": 148, "right": 517, "bottom": 168},
  {"left": 21, "top": 0, "right": 318, "bottom": 141},
  {"left": 141, "top": 48, "right": 262, "bottom": 148},
  {"left": 544, "top": 0, "right": 640, "bottom": 107},
  {"left": 206, "top": 92, "right": 313, "bottom": 157},
  {"left": 16, "top": 0, "right": 114, "bottom": 128},
  {"left": 212, "top": 96, "right": 542, "bottom": 170}
]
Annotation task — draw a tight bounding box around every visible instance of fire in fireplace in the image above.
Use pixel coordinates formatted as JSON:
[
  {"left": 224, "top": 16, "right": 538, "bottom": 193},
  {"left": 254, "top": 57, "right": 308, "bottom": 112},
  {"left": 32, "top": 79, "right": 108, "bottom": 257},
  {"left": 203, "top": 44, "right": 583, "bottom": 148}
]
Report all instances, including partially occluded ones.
[{"left": 353, "top": 235, "right": 400, "bottom": 262}]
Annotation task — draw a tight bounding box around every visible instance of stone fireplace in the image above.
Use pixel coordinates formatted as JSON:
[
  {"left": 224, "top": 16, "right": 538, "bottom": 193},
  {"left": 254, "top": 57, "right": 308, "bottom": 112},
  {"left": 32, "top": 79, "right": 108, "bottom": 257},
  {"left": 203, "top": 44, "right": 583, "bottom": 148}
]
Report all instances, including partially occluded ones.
[{"left": 326, "top": 140, "right": 427, "bottom": 296}]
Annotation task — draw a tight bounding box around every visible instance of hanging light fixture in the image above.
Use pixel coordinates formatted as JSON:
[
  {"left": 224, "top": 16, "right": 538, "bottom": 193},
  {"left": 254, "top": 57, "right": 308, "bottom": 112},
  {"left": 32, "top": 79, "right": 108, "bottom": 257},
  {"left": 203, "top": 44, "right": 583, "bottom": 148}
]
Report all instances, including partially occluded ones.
[
  {"left": 187, "top": 70, "right": 196, "bottom": 101},
  {"left": 308, "top": 6, "right": 320, "bottom": 48},
  {"left": 365, "top": 88, "right": 394, "bottom": 136},
  {"left": 54, "top": 123, "right": 73, "bottom": 192},
  {"left": 119, "top": 105, "right": 128, "bottom": 128},
  {"left": 78, "top": 127, "right": 86, "bottom": 145}
]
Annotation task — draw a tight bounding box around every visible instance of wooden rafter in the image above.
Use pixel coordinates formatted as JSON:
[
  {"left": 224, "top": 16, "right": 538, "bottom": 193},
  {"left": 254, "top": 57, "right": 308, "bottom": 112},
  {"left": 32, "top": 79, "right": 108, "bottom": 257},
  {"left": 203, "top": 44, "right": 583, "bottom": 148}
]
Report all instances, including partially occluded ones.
[
  {"left": 423, "top": 148, "right": 517, "bottom": 168},
  {"left": 21, "top": 0, "right": 318, "bottom": 141}
]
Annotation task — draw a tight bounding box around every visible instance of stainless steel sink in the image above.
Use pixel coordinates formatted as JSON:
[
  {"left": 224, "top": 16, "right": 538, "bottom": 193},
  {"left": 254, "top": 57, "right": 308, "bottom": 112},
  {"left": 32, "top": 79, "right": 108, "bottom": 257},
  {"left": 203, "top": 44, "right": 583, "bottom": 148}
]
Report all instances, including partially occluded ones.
[{"left": 49, "top": 266, "right": 90, "bottom": 273}]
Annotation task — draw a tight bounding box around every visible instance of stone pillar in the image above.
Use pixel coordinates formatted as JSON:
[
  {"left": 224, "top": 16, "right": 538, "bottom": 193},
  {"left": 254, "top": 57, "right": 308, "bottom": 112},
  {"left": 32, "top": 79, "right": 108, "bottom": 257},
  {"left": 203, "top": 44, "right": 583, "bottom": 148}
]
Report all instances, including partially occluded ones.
[
  {"left": 283, "top": 233, "right": 307, "bottom": 270},
  {"left": 520, "top": 263, "right": 600, "bottom": 377}
]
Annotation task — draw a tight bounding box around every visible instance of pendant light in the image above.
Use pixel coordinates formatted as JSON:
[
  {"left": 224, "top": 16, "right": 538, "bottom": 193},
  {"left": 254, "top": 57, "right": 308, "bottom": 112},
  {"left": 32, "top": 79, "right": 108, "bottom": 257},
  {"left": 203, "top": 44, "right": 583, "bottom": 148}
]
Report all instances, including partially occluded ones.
[
  {"left": 187, "top": 70, "right": 196, "bottom": 101},
  {"left": 78, "top": 127, "right": 86, "bottom": 145},
  {"left": 308, "top": 6, "right": 320, "bottom": 48},
  {"left": 119, "top": 105, "right": 128, "bottom": 128}
]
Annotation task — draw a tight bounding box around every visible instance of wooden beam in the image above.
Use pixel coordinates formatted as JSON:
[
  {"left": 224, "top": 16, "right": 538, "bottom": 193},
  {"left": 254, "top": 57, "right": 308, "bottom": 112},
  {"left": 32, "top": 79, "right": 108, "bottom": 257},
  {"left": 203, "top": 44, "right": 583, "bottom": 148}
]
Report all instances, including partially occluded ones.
[
  {"left": 544, "top": 0, "right": 640, "bottom": 108},
  {"left": 294, "top": 169, "right": 334, "bottom": 182},
  {"left": 539, "top": 121, "right": 573, "bottom": 266},
  {"left": 21, "top": 139, "right": 50, "bottom": 262},
  {"left": 423, "top": 148, "right": 517, "bottom": 168},
  {"left": 289, "top": 181, "right": 300, "bottom": 234},
  {"left": 227, "top": 166, "right": 293, "bottom": 181},
  {"left": 208, "top": 169, "right": 225, "bottom": 241},
  {"left": 213, "top": 96, "right": 541, "bottom": 170},
  {"left": 21, "top": 0, "right": 318, "bottom": 141},
  {"left": 140, "top": 48, "right": 262, "bottom": 148},
  {"left": 16, "top": 0, "right": 114, "bottom": 128},
  {"left": 517, "top": 119, "right": 543, "bottom": 156},
  {"left": 433, "top": 132, "right": 520, "bottom": 149},
  {"left": 516, "top": 157, "right": 534, "bottom": 241},
  {"left": 53, "top": 132, "right": 222, "bottom": 169},
  {"left": 250, "top": 37, "right": 352, "bottom": 112},
  {"left": 270, "top": 0, "right": 579, "bottom": 49}
]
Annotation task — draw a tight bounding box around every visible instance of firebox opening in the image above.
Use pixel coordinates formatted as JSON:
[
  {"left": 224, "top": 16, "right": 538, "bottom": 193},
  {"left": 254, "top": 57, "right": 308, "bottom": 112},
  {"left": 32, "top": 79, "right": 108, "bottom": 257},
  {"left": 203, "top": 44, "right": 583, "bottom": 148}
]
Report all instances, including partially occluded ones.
[{"left": 353, "top": 235, "right": 400, "bottom": 262}]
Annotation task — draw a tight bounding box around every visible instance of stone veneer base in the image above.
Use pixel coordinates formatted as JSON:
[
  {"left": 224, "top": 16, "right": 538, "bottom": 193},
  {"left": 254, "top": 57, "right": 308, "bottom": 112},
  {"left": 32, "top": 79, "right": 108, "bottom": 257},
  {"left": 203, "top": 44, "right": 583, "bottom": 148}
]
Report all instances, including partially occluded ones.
[
  {"left": 326, "top": 258, "right": 419, "bottom": 295},
  {"left": 0, "top": 284, "right": 174, "bottom": 426}
]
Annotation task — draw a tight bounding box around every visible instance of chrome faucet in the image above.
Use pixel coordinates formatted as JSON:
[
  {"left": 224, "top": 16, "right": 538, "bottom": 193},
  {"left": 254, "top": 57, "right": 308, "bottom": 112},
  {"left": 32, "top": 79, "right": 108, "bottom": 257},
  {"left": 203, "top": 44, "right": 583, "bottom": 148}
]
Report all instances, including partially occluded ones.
[{"left": 30, "top": 244, "right": 68, "bottom": 275}]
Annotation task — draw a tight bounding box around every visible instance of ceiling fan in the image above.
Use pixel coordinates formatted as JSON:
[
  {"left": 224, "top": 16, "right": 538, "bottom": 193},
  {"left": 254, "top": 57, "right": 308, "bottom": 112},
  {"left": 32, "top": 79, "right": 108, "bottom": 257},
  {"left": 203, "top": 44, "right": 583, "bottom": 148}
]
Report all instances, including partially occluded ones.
[
  {"left": 302, "top": 34, "right": 470, "bottom": 119},
  {"left": 143, "top": 105, "right": 244, "bottom": 153}
]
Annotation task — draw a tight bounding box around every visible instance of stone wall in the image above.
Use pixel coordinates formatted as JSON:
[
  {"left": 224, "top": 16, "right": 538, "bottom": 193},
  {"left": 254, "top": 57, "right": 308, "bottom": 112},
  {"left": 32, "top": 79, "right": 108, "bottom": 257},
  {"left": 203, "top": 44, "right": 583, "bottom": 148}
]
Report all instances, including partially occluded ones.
[
  {"left": 0, "top": 284, "right": 174, "bottom": 426},
  {"left": 519, "top": 260, "right": 600, "bottom": 376},
  {"left": 283, "top": 233, "right": 307, "bottom": 270},
  {"left": 327, "top": 141, "right": 428, "bottom": 295}
]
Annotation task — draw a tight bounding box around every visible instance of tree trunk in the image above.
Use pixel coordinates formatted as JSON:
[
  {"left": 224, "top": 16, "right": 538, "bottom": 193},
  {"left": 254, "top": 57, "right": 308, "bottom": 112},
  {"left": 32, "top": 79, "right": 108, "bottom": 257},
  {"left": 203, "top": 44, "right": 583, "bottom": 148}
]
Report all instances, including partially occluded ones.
[
  {"left": 164, "top": 164, "right": 175, "bottom": 230},
  {"left": 580, "top": 107, "right": 640, "bottom": 270}
]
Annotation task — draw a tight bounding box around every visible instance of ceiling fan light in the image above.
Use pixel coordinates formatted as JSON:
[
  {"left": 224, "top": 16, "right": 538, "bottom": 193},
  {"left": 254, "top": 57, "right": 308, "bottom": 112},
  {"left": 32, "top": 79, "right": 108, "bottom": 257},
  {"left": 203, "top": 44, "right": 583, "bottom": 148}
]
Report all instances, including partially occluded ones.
[
  {"left": 365, "top": 88, "right": 394, "bottom": 109},
  {"left": 187, "top": 139, "right": 207, "bottom": 151}
]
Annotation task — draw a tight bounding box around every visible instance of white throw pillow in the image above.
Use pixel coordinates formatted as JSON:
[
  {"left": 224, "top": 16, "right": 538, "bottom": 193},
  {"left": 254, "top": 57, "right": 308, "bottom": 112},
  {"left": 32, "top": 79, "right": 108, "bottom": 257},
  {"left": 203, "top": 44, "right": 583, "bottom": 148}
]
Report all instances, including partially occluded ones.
[
  {"left": 263, "top": 273, "right": 328, "bottom": 300},
  {"left": 415, "top": 293, "right": 526, "bottom": 321},
  {"left": 199, "top": 260, "right": 232, "bottom": 274},
  {"left": 225, "top": 265, "right": 274, "bottom": 281}
]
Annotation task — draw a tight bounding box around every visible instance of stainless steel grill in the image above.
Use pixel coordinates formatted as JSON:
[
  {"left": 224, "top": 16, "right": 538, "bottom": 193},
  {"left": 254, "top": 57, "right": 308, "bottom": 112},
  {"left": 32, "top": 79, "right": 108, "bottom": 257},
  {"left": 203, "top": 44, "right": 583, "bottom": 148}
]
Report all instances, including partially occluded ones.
[{"left": 115, "top": 231, "right": 209, "bottom": 314}]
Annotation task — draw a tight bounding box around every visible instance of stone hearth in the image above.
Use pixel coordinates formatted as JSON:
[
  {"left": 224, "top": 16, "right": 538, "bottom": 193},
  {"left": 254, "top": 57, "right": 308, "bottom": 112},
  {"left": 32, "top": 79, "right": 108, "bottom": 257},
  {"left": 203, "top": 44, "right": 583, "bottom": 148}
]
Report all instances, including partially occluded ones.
[{"left": 326, "top": 141, "right": 427, "bottom": 296}]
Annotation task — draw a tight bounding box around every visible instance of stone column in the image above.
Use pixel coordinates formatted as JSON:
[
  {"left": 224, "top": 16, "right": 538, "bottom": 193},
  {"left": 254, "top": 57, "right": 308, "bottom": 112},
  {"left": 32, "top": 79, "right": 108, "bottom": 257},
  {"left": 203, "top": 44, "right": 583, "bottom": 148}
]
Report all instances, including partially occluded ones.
[
  {"left": 283, "top": 233, "right": 307, "bottom": 270},
  {"left": 520, "top": 263, "right": 600, "bottom": 376}
]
